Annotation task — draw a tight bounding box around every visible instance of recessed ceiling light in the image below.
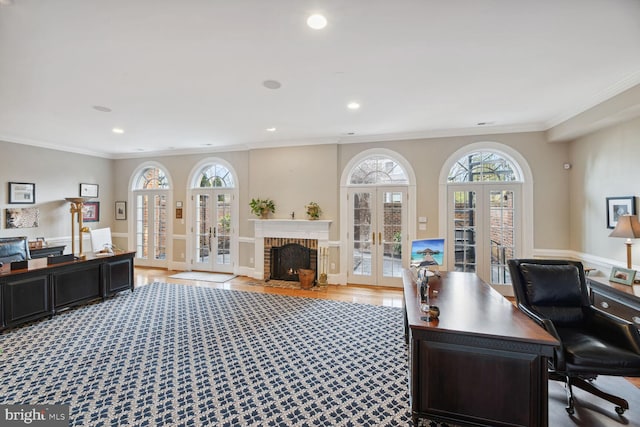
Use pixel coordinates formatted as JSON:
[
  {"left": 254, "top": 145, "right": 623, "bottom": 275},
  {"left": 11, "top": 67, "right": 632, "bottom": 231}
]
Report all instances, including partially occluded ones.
[
  {"left": 347, "top": 102, "right": 361, "bottom": 110},
  {"left": 307, "top": 14, "right": 327, "bottom": 30},
  {"left": 92, "top": 105, "right": 112, "bottom": 113},
  {"left": 263, "top": 80, "right": 282, "bottom": 90},
  {"left": 266, "top": 127, "right": 277, "bottom": 132},
  {"left": 112, "top": 128, "right": 124, "bottom": 134}
]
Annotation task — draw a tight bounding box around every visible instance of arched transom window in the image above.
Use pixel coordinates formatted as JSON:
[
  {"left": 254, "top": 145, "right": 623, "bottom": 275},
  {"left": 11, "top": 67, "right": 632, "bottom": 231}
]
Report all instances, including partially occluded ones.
[
  {"left": 195, "top": 164, "right": 235, "bottom": 188},
  {"left": 348, "top": 155, "right": 409, "bottom": 185},
  {"left": 447, "top": 151, "right": 520, "bottom": 183},
  {"left": 134, "top": 167, "right": 170, "bottom": 189}
]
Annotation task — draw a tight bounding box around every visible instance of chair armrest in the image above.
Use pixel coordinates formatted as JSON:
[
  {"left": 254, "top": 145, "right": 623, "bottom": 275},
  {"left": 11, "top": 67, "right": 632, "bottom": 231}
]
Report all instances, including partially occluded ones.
[
  {"left": 587, "top": 307, "right": 640, "bottom": 354},
  {"left": 518, "top": 303, "right": 565, "bottom": 368}
]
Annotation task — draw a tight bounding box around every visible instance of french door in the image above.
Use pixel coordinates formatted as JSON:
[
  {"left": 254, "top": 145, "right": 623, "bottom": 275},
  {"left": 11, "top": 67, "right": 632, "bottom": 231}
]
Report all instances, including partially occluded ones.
[
  {"left": 447, "top": 183, "right": 520, "bottom": 291},
  {"left": 191, "top": 190, "right": 234, "bottom": 273},
  {"left": 134, "top": 191, "right": 168, "bottom": 267},
  {"left": 348, "top": 187, "right": 406, "bottom": 286}
]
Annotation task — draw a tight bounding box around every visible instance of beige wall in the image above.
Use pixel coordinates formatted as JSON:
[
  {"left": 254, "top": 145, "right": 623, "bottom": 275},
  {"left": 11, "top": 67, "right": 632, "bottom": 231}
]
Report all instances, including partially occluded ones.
[
  {"left": 0, "top": 140, "right": 113, "bottom": 250},
  {"left": 568, "top": 116, "right": 640, "bottom": 268},
  {"left": 2, "top": 130, "right": 574, "bottom": 271}
]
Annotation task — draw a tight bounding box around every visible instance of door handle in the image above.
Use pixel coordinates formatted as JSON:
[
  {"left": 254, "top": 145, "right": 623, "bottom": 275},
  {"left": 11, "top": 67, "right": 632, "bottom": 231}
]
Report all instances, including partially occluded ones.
[
  {"left": 372, "top": 232, "right": 375, "bottom": 245},
  {"left": 379, "top": 232, "right": 382, "bottom": 245},
  {"left": 213, "top": 227, "right": 217, "bottom": 238}
]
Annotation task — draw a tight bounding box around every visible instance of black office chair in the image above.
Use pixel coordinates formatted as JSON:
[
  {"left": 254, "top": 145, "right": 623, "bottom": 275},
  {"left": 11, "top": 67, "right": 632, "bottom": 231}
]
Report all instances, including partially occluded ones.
[{"left": 508, "top": 259, "right": 640, "bottom": 415}]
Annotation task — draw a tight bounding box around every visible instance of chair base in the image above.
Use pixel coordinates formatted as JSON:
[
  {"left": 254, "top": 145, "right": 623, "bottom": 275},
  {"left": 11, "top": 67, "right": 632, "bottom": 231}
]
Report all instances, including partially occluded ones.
[{"left": 550, "top": 372, "right": 629, "bottom": 415}]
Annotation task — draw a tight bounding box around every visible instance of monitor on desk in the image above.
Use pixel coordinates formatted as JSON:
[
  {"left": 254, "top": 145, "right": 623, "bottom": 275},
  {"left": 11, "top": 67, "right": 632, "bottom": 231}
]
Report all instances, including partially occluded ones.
[{"left": 90, "top": 227, "right": 113, "bottom": 253}]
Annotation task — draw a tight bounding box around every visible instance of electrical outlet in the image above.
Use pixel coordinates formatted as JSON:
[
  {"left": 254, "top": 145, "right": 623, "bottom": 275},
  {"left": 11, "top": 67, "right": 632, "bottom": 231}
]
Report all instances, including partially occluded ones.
[{"left": 250, "top": 257, "right": 254, "bottom": 264}]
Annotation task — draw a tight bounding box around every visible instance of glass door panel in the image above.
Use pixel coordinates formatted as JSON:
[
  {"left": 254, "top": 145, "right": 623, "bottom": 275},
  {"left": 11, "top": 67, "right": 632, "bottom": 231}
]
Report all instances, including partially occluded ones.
[
  {"left": 214, "top": 193, "right": 232, "bottom": 270},
  {"left": 489, "top": 190, "right": 515, "bottom": 285},
  {"left": 452, "top": 190, "right": 477, "bottom": 273},
  {"left": 352, "top": 191, "right": 373, "bottom": 278},
  {"left": 134, "top": 191, "right": 168, "bottom": 267},
  {"left": 349, "top": 188, "right": 405, "bottom": 286},
  {"left": 192, "top": 190, "right": 233, "bottom": 272}
]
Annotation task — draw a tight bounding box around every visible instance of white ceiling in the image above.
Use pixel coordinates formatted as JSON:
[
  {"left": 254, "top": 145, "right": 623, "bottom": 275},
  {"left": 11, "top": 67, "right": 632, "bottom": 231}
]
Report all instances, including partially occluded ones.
[{"left": 1, "top": 0, "right": 640, "bottom": 159}]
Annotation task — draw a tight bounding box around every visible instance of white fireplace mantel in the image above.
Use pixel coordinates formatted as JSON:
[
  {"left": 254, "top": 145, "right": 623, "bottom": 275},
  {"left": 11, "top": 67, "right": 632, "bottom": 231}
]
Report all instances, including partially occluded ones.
[{"left": 251, "top": 219, "right": 331, "bottom": 279}]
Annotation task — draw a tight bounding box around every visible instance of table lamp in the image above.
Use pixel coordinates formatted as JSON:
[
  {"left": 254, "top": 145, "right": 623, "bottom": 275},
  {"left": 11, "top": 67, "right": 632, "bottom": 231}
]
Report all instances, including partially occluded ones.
[{"left": 609, "top": 214, "right": 640, "bottom": 269}]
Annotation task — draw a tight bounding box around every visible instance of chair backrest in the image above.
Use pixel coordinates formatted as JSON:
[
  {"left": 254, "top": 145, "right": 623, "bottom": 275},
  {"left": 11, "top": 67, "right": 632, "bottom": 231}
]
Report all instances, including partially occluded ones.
[
  {"left": 508, "top": 259, "right": 590, "bottom": 326},
  {"left": 0, "top": 236, "right": 31, "bottom": 264}
]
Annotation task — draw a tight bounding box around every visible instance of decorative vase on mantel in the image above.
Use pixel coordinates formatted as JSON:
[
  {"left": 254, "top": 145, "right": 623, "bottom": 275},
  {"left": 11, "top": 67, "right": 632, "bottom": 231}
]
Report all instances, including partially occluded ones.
[
  {"left": 305, "top": 202, "right": 321, "bottom": 220},
  {"left": 250, "top": 198, "right": 275, "bottom": 219}
]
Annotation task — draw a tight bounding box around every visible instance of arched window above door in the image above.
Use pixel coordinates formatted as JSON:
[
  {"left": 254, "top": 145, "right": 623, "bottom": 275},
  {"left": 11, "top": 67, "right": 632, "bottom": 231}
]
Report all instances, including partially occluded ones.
[
  {"left": 348, "top": 155, "right": 409, "bottom": 185},
  {"left": 133, "top": 166, "right": 170, "bottom": 189},
  {"left": 194, "top": 163, "right": 235, "bottom": 188},
  {"left": 447, "top": 151, "right": 521, "bottom": 183}
]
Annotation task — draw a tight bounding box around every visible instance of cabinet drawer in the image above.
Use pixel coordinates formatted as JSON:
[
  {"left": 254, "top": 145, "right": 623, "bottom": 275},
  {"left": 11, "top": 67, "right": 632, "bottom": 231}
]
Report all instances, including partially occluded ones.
[{"left": 592, "top": 292, "right": 640, "bottom": 326}]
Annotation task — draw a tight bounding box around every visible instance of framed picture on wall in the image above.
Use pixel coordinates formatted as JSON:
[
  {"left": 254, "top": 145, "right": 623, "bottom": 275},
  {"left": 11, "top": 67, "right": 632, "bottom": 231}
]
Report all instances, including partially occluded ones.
[
  {"left": 8, "top": 182, "right": 36, "bottom": 204},
  {"left": 606, "top": 196, "right": 636, "bottom": 229},
  {"left": 80, "top": 183, "right": 99, "bottom": 198},
  {"left": 115, "top": 201, "right": 126, "bottom": 220},
  {"left": 83, "top": 202, "right": 100, "bottom": 222}
]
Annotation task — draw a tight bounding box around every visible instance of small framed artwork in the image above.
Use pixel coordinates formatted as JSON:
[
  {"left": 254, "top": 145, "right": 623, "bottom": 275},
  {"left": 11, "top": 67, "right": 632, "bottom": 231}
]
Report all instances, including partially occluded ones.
[
  {"left": 80, "top": 183, "right": 99, "bottom": 198},
  {"left": 606, "top": 196, "right": 636, "bottom": 229},
  {"left": 609, "top": 266, "right": 636, "bottom": 286},
  {"left": 8, "top": 182, "right": 36, "bottom": 204},
  {"left": 115, "top": 201, "right": 127, "bottom": 220},
  {"left": 176, "top": 208, "right": 183, "bottom": 219},
  {"left": 83, "top": 202, "right": 100, "bottom": 222}
]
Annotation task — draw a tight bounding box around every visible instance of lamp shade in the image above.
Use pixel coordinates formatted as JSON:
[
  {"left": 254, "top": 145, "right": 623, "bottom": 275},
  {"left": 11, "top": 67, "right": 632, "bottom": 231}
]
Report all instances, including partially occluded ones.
[{"left": 609, "top": 214, "right": 640, "bottom": 239}]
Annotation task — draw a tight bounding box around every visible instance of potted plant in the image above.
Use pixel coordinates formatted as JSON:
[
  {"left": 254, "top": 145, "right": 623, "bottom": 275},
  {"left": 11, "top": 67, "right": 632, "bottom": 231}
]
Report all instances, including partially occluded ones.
[
  {"left": 250, "top": 198, "right": 275, "bottom": 218},
  {"left": 305, "top": 202, "right": 321, "bottom": 220}
]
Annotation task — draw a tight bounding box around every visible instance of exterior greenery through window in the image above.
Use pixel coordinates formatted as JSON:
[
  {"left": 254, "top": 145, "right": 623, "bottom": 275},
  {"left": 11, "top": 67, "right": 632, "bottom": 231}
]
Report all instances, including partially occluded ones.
[
  {"left": 197, "top": 164, "right": 234, "bottom": 188},
  {"left": 134, "top": 166, "right": 170, "bottom": 262},
  {"left": 349, "top": 156, "right": 409, "bottom": 185},
  {"left": 447, "top": 151, "right": 519, "bottom": 182}
]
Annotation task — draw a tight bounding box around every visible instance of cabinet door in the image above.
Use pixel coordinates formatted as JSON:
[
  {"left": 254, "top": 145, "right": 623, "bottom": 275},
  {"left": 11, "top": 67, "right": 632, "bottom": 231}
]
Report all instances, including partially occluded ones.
[
  {"left": 53, "top": 264, "right": 102, "bottom": 309},
  {"left": 2, "top": 274, "right": 51, "bottom": 327},
  {"left": 104, "top": 258, "right": 134, "bottom": 295}
]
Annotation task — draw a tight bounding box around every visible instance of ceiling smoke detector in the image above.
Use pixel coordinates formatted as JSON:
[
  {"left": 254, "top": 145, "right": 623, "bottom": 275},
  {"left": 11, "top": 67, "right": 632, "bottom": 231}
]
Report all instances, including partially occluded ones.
[{"left": 262, "top": 80, "right": 282, "bottom": 90}]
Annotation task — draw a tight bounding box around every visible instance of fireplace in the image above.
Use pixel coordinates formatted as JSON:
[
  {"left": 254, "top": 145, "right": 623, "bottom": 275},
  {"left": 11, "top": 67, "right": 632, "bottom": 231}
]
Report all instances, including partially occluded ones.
[
  {"left": 252, "top": 219, "right": 331, "bottom": 281},
  {"left": 270, "top": 243, "right": 317, "bottom": 281}
]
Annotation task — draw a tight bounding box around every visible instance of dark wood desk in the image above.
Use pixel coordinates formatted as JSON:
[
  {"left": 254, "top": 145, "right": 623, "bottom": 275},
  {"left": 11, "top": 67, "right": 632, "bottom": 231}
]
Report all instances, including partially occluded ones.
[
  {"left": 403, "top": 270, "right": 559, "bottom": 427},
  {"left": 0, "top": 251, "right": 135, "bottom": 331}
]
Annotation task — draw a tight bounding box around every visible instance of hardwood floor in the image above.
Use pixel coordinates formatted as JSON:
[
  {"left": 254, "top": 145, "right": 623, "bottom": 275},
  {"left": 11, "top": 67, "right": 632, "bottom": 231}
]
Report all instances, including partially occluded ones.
[
  {"left": 138, "top": 267, "right": 640, "bottom": 389},
  {"left": 134, "top": 267, "right": 405, "bottom": 308}
]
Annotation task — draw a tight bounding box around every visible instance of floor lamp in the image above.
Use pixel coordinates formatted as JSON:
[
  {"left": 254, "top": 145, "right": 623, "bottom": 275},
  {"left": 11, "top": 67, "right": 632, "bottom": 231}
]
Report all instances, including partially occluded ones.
[
  {"left": 609, "top": 214, "right": 640, "bottom": 269},
  {"left": 65, "top": 197, "right": 92, "bottom": 258}
]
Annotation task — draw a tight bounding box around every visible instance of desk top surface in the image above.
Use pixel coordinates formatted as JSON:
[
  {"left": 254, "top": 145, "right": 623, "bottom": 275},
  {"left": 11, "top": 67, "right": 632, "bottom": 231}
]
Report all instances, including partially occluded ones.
[
  {"left": 0, "top": 250, "right": 135, "bottom": 277},
  {"left": 404, "top": 270, "right": 558, "bottom": 347}
]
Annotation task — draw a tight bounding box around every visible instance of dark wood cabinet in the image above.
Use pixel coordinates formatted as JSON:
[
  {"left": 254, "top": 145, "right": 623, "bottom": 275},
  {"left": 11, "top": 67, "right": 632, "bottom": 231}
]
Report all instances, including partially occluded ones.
[
  {"left": 0, "top": 251, "right": 135, "bottom": 331},
  {"left": 589, "top": 278, "right": 640, "bottom": 328}
]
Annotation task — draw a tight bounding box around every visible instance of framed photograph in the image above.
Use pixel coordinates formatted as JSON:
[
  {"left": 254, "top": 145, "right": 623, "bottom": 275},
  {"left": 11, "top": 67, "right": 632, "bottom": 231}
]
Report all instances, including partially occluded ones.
[
  {"left": 606, "top": 196, "right": 636, "bottom": 229},
  {"left": 83, "top": 202, "right": 100, "bottom": 222},
  {"left": 609, "top": 266, "right": 636, "bottom": 286},
  {"left": 8, "top": 182, "right": 36, "bottom": 204},
  {"left": 79, "top": 183, "right": 99, "bottom": 198},
  {"left": 115, "top": 201, "right": 127, "bottom": 220},
  {"left": 410, "top": 238, "right": 445, "bottom": 267}
]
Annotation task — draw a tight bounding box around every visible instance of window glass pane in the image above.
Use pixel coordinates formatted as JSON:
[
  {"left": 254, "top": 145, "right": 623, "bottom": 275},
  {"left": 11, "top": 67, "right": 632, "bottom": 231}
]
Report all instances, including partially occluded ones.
[
  {"left": 197, "top": 164, "right": 234, "bottom": 188},
  {"left": 448, "top": 152, "right": 518, "bottom": 183},
  {"left": 135, "top": 167, "right": 170, "bottom": 189},
  {"left": 349, "top": 156, "right": 408, "bottom": 185}
]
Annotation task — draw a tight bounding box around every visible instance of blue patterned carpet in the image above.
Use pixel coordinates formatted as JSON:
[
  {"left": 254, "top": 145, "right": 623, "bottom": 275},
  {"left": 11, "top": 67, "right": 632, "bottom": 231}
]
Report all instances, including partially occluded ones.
[{"left": 0, "top": 283, "right": 411, "bottom": 426}]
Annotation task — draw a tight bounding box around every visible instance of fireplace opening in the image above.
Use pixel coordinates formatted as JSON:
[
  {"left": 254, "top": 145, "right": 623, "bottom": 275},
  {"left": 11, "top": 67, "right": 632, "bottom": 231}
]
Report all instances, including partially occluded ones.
[{"left": 270, "top": 243, "right": 316, "bottom": 281}]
